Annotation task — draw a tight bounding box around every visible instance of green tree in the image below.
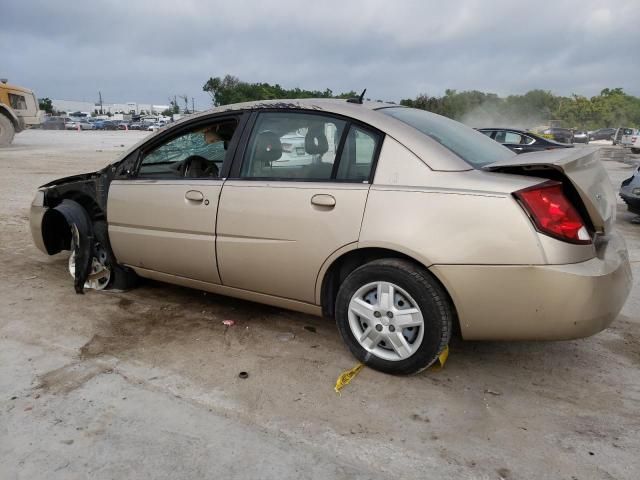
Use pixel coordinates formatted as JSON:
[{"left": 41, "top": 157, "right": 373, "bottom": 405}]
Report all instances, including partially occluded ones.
[
  {"left": 203, "top": 74, "right": 357, "bottom": 106},
  {"left": 38, "top": 97, "right": 54, "bottom": 114},
  {"left": 401, "top": 88, "right": 640, "bottom": 129}
]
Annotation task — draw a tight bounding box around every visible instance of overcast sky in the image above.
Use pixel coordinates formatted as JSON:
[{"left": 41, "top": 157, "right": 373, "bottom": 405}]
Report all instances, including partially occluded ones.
[{"left": 2, "top": 0, "right": 639, "bottom": 108}]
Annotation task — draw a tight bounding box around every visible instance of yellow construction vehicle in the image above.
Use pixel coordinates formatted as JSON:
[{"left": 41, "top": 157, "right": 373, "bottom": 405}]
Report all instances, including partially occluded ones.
[{"left": 0, "top": 78, "right": 42, "bottom": 146}]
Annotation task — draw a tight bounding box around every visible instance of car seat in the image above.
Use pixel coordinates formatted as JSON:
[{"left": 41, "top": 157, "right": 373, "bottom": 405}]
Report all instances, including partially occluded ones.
[
  {"left": 305, "top": 125, "right": 333, "bottom": 178},
  {"left": 251, "top": 131, "right": 282, "bottom": 176}
]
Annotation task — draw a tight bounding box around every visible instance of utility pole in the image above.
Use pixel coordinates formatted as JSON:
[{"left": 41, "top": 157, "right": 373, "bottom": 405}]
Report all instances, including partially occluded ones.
[
  {"left": 179, "top": 95, "right": 189, "bottom": 114},
  {"left": 98, "top": 91, "right": 103, "bottom": 114},
  {"left": 192, "top": 97, "right": 195, "bottom": 113}
]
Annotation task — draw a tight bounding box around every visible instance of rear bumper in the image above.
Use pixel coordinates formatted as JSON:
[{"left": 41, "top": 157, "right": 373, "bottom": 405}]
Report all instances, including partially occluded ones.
[{"left": 431, "top": 230, "right": 632, "bottom": 340}]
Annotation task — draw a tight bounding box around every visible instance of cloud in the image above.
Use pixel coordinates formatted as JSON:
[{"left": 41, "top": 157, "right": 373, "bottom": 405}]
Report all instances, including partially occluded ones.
[{"left": 1, "top": 0, "right": 639, "bottom": 107}]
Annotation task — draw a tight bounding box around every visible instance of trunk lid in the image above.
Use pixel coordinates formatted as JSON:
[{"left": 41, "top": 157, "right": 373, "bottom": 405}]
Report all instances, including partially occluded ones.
[{"left": 483, "top": 147, "right": 615, "bottom": 233}]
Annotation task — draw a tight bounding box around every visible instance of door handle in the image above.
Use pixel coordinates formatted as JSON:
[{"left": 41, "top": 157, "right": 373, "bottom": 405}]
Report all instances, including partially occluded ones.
[
  {"left": 185, "top": 190, "right": 204, "bottom": 202},
  {"left": 311, "top": 194, "right": 336, "bottom": 207}
]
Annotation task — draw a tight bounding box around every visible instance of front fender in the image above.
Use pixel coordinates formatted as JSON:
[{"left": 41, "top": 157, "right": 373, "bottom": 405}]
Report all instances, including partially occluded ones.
[{"left": 38, "top": 199, "right": 95, "bottom": 293}]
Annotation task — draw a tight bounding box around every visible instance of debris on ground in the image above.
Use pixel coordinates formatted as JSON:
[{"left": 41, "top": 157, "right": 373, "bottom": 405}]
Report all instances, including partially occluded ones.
[
  {"left": 303, "top": 326, "right": 317, "bottom": 333},
  {"left": 238, "top": 371, "right": 249, "bottom": 379},
  {"left": 334, "top": 363, "right": 365, "bottom": 394},
  {"left": 222, "top": 320, "right": 235, "bottom": 327},
  {"left": 276, "top": 332, "right": 295, "bottom": 342},
  {"left": 484, "top": 389, "right": 502, "bottom": 396},
  {"left": 429, "top": 345, "right": 450, "bottom": 371}
]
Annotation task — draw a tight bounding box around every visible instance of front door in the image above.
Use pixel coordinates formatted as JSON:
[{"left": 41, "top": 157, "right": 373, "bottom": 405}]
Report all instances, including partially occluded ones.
[
  {"left": 217, "top": 111, "right": 382, "bottom": 303},
  {"left": 108, "top": 115, "right": 244, "bottom": 283}
]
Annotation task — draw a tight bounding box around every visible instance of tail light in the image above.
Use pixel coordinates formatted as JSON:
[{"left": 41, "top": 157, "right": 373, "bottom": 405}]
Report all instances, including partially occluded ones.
[{"left": 514, "top": 181, "right": 591, "bottom": 245}]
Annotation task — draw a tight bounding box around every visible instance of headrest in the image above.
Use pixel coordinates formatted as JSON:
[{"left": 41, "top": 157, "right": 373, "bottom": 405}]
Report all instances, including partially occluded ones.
[
  {"left": 254, "top": 131, "right": 282, "bottom": 163},
  {"left": 305, "top": 125, "right": 328, "bottom": 156}
]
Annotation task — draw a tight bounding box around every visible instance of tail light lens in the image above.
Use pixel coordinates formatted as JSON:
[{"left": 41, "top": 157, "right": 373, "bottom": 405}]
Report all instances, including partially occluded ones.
[{"left": 514, "top": 181, "right": 591, "bottom": 244}]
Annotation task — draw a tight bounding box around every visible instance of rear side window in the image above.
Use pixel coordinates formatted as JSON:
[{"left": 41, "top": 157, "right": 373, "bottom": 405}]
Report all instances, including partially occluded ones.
[
  {"left": 379, "top": 107, "right": 515, "bottom": 168},
  {"left": 241, "top": 112, "right": 346, "bottom": 180},
  {"left": 336, "top": 127, "right": 379, "bottom": 182},
  {"left": 240, "top": 112, "right": 380, "bottom": 182}
]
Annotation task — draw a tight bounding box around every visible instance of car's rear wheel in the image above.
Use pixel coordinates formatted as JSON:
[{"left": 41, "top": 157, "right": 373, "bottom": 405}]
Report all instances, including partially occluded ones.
[{"left": 335, "top": 259, "right": 452, "bottom": 375}]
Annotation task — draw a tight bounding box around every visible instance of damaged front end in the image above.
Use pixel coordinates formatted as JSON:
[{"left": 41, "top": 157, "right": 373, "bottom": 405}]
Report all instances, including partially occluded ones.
[{"left": 30, "top": 158, "right": 133, "bottom": 293}]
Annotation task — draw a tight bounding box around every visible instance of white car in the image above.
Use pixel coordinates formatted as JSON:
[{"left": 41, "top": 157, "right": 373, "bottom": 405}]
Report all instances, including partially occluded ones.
[
  {"left": 630, "top": 132, "right": 640, "bottom": 154},
  {"left": 613, "top": 127, "right": 636, "bottom": 146},
  {"left": 147, "top": 122, "right": 166, "bottom": 132},
  {"left": 64, "top": 119, "right": 93, "bottom": 130}
]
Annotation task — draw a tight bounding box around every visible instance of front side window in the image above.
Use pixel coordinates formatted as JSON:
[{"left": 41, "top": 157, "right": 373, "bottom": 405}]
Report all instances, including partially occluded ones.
[
  {"left": 138, "top": 118, "right": 238, "bottom": 178},
  {"left": 8, "top": 93, "right": 27, "bottom": 110},
  {"left": 380, "top": 107, "right": 514, "bottom": 168},
  {"left": 241, "top": 112, "right": 346, "bottom": 180}
]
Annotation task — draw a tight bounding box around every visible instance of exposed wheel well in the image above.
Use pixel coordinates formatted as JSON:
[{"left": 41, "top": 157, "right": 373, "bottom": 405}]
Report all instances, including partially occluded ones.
[
  {"left": 41, "top": 193, "right": 104, "bottom": 254},
  {"left": 63, "top": 192, "right": 104, "bottom": 221},
  {"left": 320, "top": 247, "right": 460, "bottom": 335}
]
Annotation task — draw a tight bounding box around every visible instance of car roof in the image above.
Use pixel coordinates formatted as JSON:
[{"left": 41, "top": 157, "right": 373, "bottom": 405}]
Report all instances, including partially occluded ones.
[
  {"left": 478, "top": 127, "right": 531, "bottom": 134},
  {"left": 114, "top": 98, "right": 472, "bottom": 171}
]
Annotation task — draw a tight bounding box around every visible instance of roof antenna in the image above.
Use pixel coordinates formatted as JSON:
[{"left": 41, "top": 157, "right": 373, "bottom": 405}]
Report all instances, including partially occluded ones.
[{"left": 347, "top": 88, "right": 367, "bottom": 104}]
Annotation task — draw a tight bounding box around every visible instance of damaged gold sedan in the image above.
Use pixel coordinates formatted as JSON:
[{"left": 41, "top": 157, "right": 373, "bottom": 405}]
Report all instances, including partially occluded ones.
[{"left": 30, "top": 98, "right": 632, "bottom": 374}]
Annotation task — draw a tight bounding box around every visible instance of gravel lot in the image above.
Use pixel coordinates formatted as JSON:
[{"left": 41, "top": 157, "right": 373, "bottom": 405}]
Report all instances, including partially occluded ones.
[{"left": 1, "top": 130, "right": 639, "bottom": 480}]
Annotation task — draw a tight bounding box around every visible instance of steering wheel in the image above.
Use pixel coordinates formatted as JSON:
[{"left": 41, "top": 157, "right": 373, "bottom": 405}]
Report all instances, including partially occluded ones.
[{"left": 182, "top": 155, "right": 219, "bottom": 178}]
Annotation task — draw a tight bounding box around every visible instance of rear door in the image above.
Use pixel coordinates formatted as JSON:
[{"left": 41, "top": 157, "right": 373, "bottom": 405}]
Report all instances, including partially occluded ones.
[
  {"left": 108, "top": 114, "right": 246, "bottom": 283},
  {"left": 216, "top": 111, "right": 382, "bottom": 303}
]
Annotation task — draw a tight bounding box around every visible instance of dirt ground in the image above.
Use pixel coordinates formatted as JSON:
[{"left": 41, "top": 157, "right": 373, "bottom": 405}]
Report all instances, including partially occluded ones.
[{"left": 1, "top": 130, "right": 639, "bottom": 480}]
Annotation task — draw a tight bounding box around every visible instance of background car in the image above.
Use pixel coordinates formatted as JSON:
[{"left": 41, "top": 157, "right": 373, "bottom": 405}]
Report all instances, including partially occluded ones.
[
  {"left": 612, "top": 127, "right": 635, "bottom": 145},
  {"left": 41, "top": 116, "right": 69, "bottom": 130},
  {"left": 64, "top": 118, "right": 93, "bottom": 130},
  {"left": 29, "top": 99, "right": 631, "bottom": 375},
  {"left": 541, "top": 127, "right": 573, "bottom": 144},
  {"left": 589, "top": 128, "right": 616, "bottom": 141},
  {"left": 630, "top": 132, "right": 640, "bottom": 154},
  {"left": 572, "top": 130, "right": 589, "bottom": 144},
  {"left": 94, "top": 119, "right": 118, "bottom": 130},
  {"left": 478, "top": 128, "right": 574, "bottom": 153},
  {"left": 76, "top": 119, "right": 94, "bottom": 130},
  {"left": 619, "top": 128, "right": 638, "bottom": 148},
  {"left": 620, "top": 165, "right": 640, "bottom": 216}
]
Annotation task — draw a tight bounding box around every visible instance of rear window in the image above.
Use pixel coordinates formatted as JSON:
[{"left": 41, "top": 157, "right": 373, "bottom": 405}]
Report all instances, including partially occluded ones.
[{"left": 379, "top": 107, "right": 515, "bottom": 168}]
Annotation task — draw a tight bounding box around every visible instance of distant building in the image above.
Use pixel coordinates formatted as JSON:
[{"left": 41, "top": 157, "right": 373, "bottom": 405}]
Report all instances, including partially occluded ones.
[{"left": 51, "top": 99, "right": 172, "bottom": 115}]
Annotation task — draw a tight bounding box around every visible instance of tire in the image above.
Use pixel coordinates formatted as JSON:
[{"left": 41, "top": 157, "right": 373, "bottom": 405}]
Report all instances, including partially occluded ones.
[
  {"left": 0, "top": 114, "right": 16, "bottom": 147},
  {"left": 92, "top": 220, "right": 138, "bottom": 290},
  {"left": 335, "top": 259, "right": 452, "bottom": 375}
]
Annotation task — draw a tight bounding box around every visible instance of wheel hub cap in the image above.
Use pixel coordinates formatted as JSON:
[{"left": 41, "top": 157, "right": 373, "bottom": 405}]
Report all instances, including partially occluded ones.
[
  {"left": 347, "top": 281, "right": 425, "bottom": 362},
  {"left": 68, "top": 241, "right": 111, "bottom": 291}
]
